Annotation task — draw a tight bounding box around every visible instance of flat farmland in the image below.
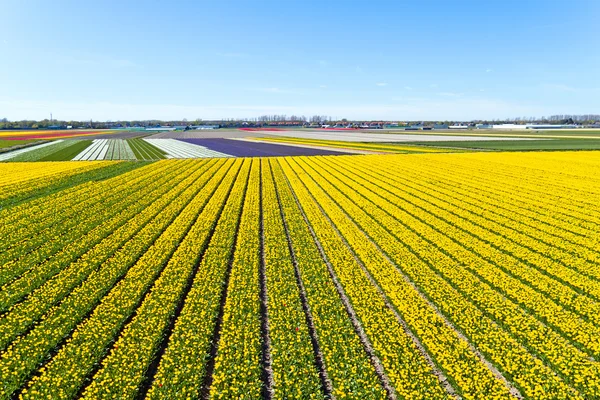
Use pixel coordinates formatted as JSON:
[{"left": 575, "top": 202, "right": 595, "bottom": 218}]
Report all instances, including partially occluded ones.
[{"left": 1, "top": 152, "right": 599, "bottom": 399}]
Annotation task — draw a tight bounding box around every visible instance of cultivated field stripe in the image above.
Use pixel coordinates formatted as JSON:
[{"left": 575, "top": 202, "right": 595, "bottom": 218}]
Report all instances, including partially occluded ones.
[
  {"left": 143, "top": 161, "right": 251, "bottom": 399},
  {"left": 0, "top": 160, "right": 211, "bottom": 397},
  {"left": 306, "top": 156, "right": 592, "bottom": 397},
  {"left": 329, "top": 157, "right": 600, "bottom": 359},
  {"left": 145, "top": 138, "right": 231, "bottom": 158},
  {"left": 271, "top": 160, "right": 387, "bottom": 399},
  {"left": 9, "top": 140, "right": 79, "bottom": 162},
  {"left": 0, "top": 162, "right": 148, "bottom": 246},
  {"left": 347, "top": 157, "right": 600, "bottom": 324},
  {"left": 425, "top": 156, "right": 600, "bottom": 227},
  {"left": 0, "top": 161, "right": 110, "bottom": 206},
  {"left": 209, "top": 159, "right": 264, "bottom": 399},
  {"left": 384, "top": 156, "right": 600, "bottom": 246},
  {"left": 71, "top": 139, "right": 101, "bottom": 161},
  {"left": 0, "top": 140, "right": 63, "bottom": 161},
  {"left": 0, "top": 162, "right": 190, "bottom": 298},
  {"left": 69, "top": 160, "right": 243, "bottom": 400},
  {"left": 0, "top": 160, "right": 172, "bottom": 270},
  {"left": 284, "top": 157, "right": 517, "bottom": 399},
  {"left": 0, "top": 161, "right": 213, "bottom": 352},
  {"left": 390, "top": 158, "right": 600, "bottom": 267},
  {"left": 261, "top": 160, "right": 324, "bottom": 398},
  {"left": 14, "top": 160, "right": 235, "bottom": 399}
]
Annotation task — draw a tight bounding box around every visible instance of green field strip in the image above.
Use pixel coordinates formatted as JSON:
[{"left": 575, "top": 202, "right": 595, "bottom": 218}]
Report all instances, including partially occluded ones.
[
  {"left": 36, "top": 140, "right": 94, "bottom": 161},
  {"left": 0, "top": 160, "right": 225, "bottom": 399},
  {"left": 127, "top": 138, "right": 167, "bottom": 160},
  {"left": 0, "top": 140, "right": 40, "bottom": 151},
  {"left": 306, "top": 157, "right": 596, "bottom": 397},
  {"left": 0, "top": 161, "right": 185, "bottom": 283},
  {"left": 0, "top": 161, "right": 147, "bottom": 209},
  {"left": 78, "top": 160, "right": 245, "bottom": 399},
  {"left": 272, "top": 160, "right": 388, "bottom": 398},
  {"left": 8, "top": 140, "right": 72, "bottom": 162},
  {"left": 138, "top": 139, "right": 168, "bottom": 158}
]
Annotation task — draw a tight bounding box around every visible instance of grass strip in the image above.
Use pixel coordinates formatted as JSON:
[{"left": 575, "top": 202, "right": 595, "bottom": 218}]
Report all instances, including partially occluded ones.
[{"left": 37, "top": 140, "right": 94, "bottom": 161}]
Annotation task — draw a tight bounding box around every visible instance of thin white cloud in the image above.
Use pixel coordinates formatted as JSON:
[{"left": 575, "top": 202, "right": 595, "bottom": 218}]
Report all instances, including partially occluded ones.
[
  {"left": 486, "top": 68, "right": 493, "bottom": 73},
  {"left": 247, "top": 87, "right": 306, "bottom": 95},
  {"left": 376, "top": 83, "right": 388, "bottom": 87},
  {"left": 250, "top": 87, "right": 284, "bottom": 93},
  {"left": 319, "top": 85, "right": 327, "bottom": 88},
  {"left": 216, "top": 52, "right": 247, "bottom": 58},
  {"left": 404, "top": 86, "right": 413, "bottom": 90},
  {"left": 355, "top": 66, "right": 363, "bottom": 73},
  {"left": 438, "top": 92, "right": 464, "bottom": 97},
  {"left": 59, "top": 54, "right": 136, "bottom": 68},
  {"left": 318, "top": 60, "right": 330, "bottom": 66},
  {"left": 540, "top": 83, "right": 577, "bottom": 92}
]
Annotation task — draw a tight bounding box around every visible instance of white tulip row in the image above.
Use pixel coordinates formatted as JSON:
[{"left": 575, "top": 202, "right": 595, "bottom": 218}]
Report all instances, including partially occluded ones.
[
  {"left": 143, "top": 139, "right": 231, "bottom": 159},
  {"left": 0, "top": 141, "right": 64, "bottom": 161},
  {"left": 105, "top": 140, "right": 136, "bottom": 160},
  {"left": 73, "top": 140, "right": 110, "bottom": 161}
]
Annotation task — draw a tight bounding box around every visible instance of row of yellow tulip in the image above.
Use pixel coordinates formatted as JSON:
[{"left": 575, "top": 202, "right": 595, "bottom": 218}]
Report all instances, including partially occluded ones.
[
  {"left": 427, "top": 156, "right": 600, "bottom": 229},
  {"left": 210, "top": 159, "right": 263, "bottom": 398},
  {"left": 0, "top": 161, "right": 106, "bottom": 193},
  {"left": 0, "top": 163, "right": 113, "bottom": 207},
  {"left": 0, "top": 160, "right": 212, "bottom": 352},
  {"left": 279, "top": 157, "right": 453, "bottom": 398},
  {"left": 283, "top": 157, "right": 516, "bottom": 399},
  {"left": 0, "top": 161, "right": 177, "bottom": 285},
  {"left": 362, "top": 157, "right": 600, "bottom": 325},
  {"left": 0, "top": 162, "right": 162, "bottom": 255},
  {"left": 301, "top": 155, "right": 595, "bottom": 398},
  {"left": 3, "top": 159, "right": 223, "bottom": 399},
  {"left": 353, "top": 155, "right": 600, "bottom": 334},
  {"left": 76, "top": 159, "right": 243, "bottom": 399},
  {"left": 260, "top": 159, "right": 324, "bottom": 398},
  {"left": 0, "top": 161, "right": 195, "bottom": 311},
  {"left": 400, "top": 156, "right": 600, "bottom": 245},
  {"left": 391, "top": 158, "right": 600, "bottom": 276},
  {"left": 144, "top": 160, "right": 250, "bottom": 399},
  {"left": 270, "top": 160, "right": 387, "bottom": 399}
]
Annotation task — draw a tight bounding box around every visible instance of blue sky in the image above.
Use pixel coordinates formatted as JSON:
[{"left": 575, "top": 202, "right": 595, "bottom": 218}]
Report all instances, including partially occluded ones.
[{"left": 1, "top": 0, "right": 599, "bottom": 121}]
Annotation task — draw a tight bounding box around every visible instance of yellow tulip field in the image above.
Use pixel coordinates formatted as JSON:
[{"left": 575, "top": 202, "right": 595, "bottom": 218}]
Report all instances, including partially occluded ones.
[{"left": 1, "top": 151, "right": 599, "bottom": 399}]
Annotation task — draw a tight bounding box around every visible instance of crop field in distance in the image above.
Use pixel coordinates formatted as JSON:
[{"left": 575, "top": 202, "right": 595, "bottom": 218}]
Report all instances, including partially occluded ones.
[{"left": 0, "top": 150, "right": 599, "bottom": 399}]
